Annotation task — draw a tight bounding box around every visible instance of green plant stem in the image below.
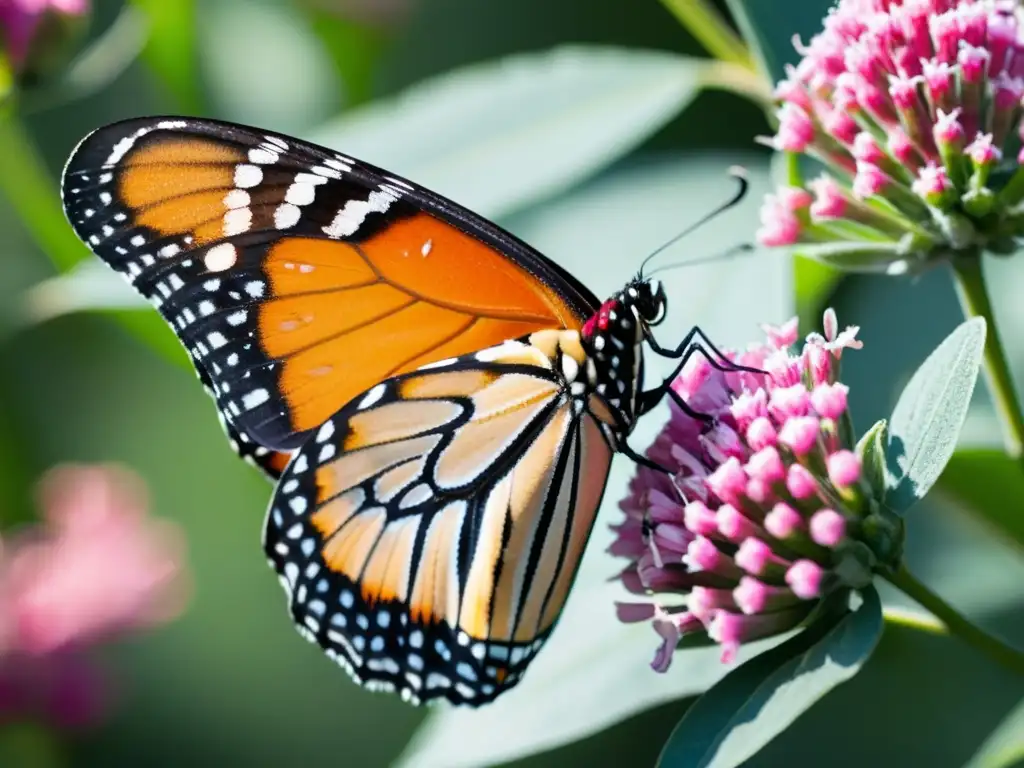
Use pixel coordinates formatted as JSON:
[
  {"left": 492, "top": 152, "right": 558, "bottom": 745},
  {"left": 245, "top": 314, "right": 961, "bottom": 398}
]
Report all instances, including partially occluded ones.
[
  {"left": 659, "top": 0, "right": 754, "bottom": 69},
  {"left": 0, "top": 107, "right": 87, "bottom": 272},
  {"left": 886, "top": 564, "right": 1024, "bottom": 675},
  {"left": 952, "top": 257, "right": 1024, "bottom": 460}
]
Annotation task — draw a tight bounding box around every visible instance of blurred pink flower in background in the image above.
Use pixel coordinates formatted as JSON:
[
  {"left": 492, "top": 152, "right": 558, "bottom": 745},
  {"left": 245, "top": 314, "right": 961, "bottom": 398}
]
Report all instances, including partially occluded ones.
[
  {"left": 613, "top": 311, "right": 900, "bottom": 672},
  {"left": 0, "top": 464, "right": 188, "bottom": 729},
  {"left": 0, "top": 0, "right": 87, "bottom": 73}
]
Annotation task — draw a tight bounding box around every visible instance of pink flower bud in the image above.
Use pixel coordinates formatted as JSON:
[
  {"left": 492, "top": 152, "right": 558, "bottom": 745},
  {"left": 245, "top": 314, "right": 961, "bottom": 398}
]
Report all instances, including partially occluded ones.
[
  {"left": 734, "top": 577, "right": 771, "bottom": 615},
  {"left": 958, "top": 44, "right": 989, "bottom": 83},
  {"left": 852, "top": 161, "right": 891, "bottom": 198},
  {"left": 887, "top": 73, "right": 920, "bottom": 110},
  {"left": 764, "top": 502, "right": 804, "bottom": 539},
  {"left": 887, "top": 128, "right": 920, "bottom": 167},
  {"left": 810, "top": 382, "right": 850, "bottom": 420},
  {"left": 967, "top": 133, "right": 1001, "bottom": 165},
  {"left": 809, "top": 175, "right": 848, "bottom": 219},
  {"left": 822, "top": 308, "right": 838, "bottom": 342},
  {"left": 779, "top": 416, "right": 821, "bottom": 456},
  {"left": 756, "top": 195, "right": 802, "bottom": 247},
  {"left": 805, "top": 341, "right": 833, "bottom": 386},
  {"left": 735, "top": 538, "right": 780, "bottom": 576},
  {"left": 769, "top": 384, "right": 811, "bottom": 420},
  {"left": 707, "top": 611, "right": 743, "bottom": 663},
  {"left": 786, "top": 559, "right": 825, "bottom": 599},
  {"left": 774, "top": 103, "right": 816, "bottom": 152},
  {"left": 683, "top": 501, "right": 719, "bottom": 537},
  {"left": 716, "top": 505, "right": 758, "bottom": 543},
  {"left": 746, "top": 417, "right": 778, "bottom": 451},
  {"left": 778, "top": 186, "right": 814, "bottom": 211},
  {"left": 684, "top": 536, "right": 728, "bottom": 573},
  {"left": 822, "top": 108, "right": 860, "bottom": 144},
  {"left": 933, "top": 108, "right": 965, "bottom": 147},
  {"left": 852, "top": 132, "right": 887, "bottom": 164},
  {"left": 923, "top": 61, "right": 956, "bottom": 105},
  {"left": 787, "top": 463, "right": 818, "bottom": 499},
  {"left": 911, "top": 164, "right": 953, "bottom": 202},
  {"left": 929, "top": 11, "right": 961, "bottom": 63},
  {"left": 706, "top": 457, "right": 748, "bottom": 507},
  {"left": 760, "top": 316, "right": 800, "bottom": 349},
  {"left": 689, "top": 586, "right": 736, "bottom": 620},
  {"left": 730, "top": 389, "right": 767, "bottom": 430},
  {"left": 746, "top": 446, "right": 786, "bottom": 485},
  {"left": 810, "top": 508, "right": 847, "bottom": 547},
  {"left": 827, "top": 449, "right": 862, "bottom": 487}
]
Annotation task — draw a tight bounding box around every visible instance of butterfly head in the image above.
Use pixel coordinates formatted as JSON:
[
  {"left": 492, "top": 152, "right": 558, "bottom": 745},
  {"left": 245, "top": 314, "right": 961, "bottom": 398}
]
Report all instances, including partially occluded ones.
[{"left": 627, "top": 277, "right": 667, "bottom": 328}]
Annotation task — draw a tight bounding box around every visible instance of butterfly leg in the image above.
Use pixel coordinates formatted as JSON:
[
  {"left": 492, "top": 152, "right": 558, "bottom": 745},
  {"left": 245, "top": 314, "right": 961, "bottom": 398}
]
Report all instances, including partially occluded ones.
[
  {"left": 647, "top": 325, "right": 764, "bottom": 377},
  {"left": 618, "top": 441, "right": 672, "bottom": 474}
]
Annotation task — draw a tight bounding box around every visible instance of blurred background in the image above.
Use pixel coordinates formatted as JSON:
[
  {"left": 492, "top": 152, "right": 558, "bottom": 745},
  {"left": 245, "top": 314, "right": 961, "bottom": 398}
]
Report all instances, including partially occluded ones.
[{"left": 0, "top": 0, "right": 1021, "bottom": 766}]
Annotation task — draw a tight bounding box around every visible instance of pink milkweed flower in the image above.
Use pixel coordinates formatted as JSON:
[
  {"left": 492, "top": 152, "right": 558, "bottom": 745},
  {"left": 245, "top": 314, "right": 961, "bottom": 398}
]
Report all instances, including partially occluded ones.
[
  {"left": 0, "top": 464, "right": 188, "bottom": 729},
  {"left": 0, "top": 0, "right": 88, "bottom": 77},
  {"left": 613, "top": 311, "right": 901, "bottom": 671},
  {"left": 757, "top": 0, "right": 1024, "bottom": 273}
]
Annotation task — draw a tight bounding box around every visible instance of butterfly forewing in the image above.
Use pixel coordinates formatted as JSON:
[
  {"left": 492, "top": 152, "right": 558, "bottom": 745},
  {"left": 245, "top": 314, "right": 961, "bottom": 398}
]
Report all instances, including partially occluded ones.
[
  {"left": 60, "top": 117, "right": 598, "bottom": 479},
  {"left": 264, "top": 333, "right": 616, "bottom": 705}
]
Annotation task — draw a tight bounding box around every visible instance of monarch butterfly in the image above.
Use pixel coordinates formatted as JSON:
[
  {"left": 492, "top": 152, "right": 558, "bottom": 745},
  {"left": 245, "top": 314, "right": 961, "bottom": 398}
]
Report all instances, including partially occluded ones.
[{"left": 61, "top": 117, "right": 751, "bottom": 706}]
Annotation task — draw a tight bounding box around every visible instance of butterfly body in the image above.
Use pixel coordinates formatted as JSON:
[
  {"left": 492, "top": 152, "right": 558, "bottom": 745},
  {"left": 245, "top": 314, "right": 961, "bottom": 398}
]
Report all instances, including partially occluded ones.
[{"left": 60, "top": 116, "right": 724, "bottom": 707}]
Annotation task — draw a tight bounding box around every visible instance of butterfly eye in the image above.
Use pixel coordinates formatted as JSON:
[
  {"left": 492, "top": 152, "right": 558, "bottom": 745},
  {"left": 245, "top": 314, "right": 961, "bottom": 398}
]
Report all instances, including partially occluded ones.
[{"left": 645, "top": 280, "right": 667, "bottom": 326}]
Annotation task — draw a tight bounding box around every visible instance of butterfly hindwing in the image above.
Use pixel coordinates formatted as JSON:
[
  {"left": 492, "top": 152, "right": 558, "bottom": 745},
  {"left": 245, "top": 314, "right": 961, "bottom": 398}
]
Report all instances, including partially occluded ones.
[
  {"left": 263, "top": 332, "right": 616, "bottom": 705},
  {"left": 61, "top": 116, "right": 599, "bottom": 464}
]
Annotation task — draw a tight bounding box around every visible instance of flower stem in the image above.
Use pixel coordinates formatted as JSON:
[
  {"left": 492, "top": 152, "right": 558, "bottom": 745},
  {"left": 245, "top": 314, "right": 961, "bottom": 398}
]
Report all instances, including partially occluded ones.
[
  {"left": 886, "top": 564, "right": 1024, "bottom": 675},
  {"left": 659, "top": 0, "right": 754, "bottom": 69},
  {"left": 951, "top": 256, "right": 1024, "bottom": 459}
]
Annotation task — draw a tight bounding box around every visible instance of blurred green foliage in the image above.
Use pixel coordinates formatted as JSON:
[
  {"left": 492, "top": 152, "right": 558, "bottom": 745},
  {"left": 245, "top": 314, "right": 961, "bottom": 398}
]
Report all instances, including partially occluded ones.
[{"left": 0, "top": 0, "right": 1022, "bottom": 766}]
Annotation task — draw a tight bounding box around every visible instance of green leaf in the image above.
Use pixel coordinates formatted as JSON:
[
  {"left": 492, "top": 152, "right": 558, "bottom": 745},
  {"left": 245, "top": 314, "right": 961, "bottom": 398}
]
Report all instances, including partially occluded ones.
[
  {"left": 658, "top": 588, "right": 884, "bottom": 768},
  {"left": 964, "top": 697, "right": 1024, "bottom": 768},
  {"left": 856, "top": 419, "right": 889, "bottom": 500},
  {"left": 130, "top": 0, "right": 202, "bottom": 112},
  {"left": 722, "top": 0, "right": 834, "bottom": 83},
  {"left": 885, "top": 318, "right": 987, "bottom": 514},
  {"left": 19, "top": 260, "right": 190, "bottom": 370},
  {"left": 398, "top": 154, "right": 791, "bottom": 768},
  {"left": 935, "top": 448, "right": 1024, "bottom": 553},
  {"left": 793, "top": 241, "right": 905, "bottom": 271},
  {"left": 308, "top": 45, "right": 708, "bottom": 219}
]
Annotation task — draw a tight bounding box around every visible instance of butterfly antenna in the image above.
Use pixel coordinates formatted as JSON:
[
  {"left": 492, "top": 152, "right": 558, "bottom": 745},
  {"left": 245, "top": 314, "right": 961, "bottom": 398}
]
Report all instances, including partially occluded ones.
[
  {"left": 645, "top": 241, "right": 754, "bottom": 277},
  {"left": 638, "top": 166, "right": 750, "bottom": 278}
]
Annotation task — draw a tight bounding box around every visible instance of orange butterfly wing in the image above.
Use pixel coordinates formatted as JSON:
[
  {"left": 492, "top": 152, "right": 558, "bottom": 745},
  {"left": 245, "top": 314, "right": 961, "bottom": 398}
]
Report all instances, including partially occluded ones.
[{"left": 61, "top": 118, "right": 598, "bottom": 478}]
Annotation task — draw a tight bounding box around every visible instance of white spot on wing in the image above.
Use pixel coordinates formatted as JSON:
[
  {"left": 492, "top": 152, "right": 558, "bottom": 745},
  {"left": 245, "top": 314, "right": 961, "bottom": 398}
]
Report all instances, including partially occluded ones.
[
  {"left": 274, "top": 203, "right": 301, "bottom": 229},
  {"left": 242, "top": 388, "right": 270, "bottom": 410},
  {"left": 205, "top": 243, "right": 238, "bottom": 272},
  {"left": 234, "top": 164, "right": 263, "bottom": 189},
  {"left": 322, "top": 187, "right": 401, "bottom": 238}
]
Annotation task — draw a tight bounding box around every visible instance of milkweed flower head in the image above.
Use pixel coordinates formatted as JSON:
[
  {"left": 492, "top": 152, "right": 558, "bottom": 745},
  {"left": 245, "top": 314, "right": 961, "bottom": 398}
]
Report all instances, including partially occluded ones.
[
  {"left": 757, "top": 0, "right": 1024, "bottom": 273},
  {"left": 0, "top": 464, "right": 188, "bottom": 728},
  {"left": 613, "top": 311, "right": 902, "bottom": 671}
]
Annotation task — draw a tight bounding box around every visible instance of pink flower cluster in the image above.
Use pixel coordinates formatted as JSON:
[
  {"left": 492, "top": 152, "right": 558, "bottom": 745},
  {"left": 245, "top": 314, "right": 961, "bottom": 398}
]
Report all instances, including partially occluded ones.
[
  {"left": 0, "top": 464, "right": 187, "bottom": 728},
  {"left": 758, "top": 0, "right": 1024, "bottom": 270},
  {"left": 614, "top": 311, "right": 879, "bottom": 671}
]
